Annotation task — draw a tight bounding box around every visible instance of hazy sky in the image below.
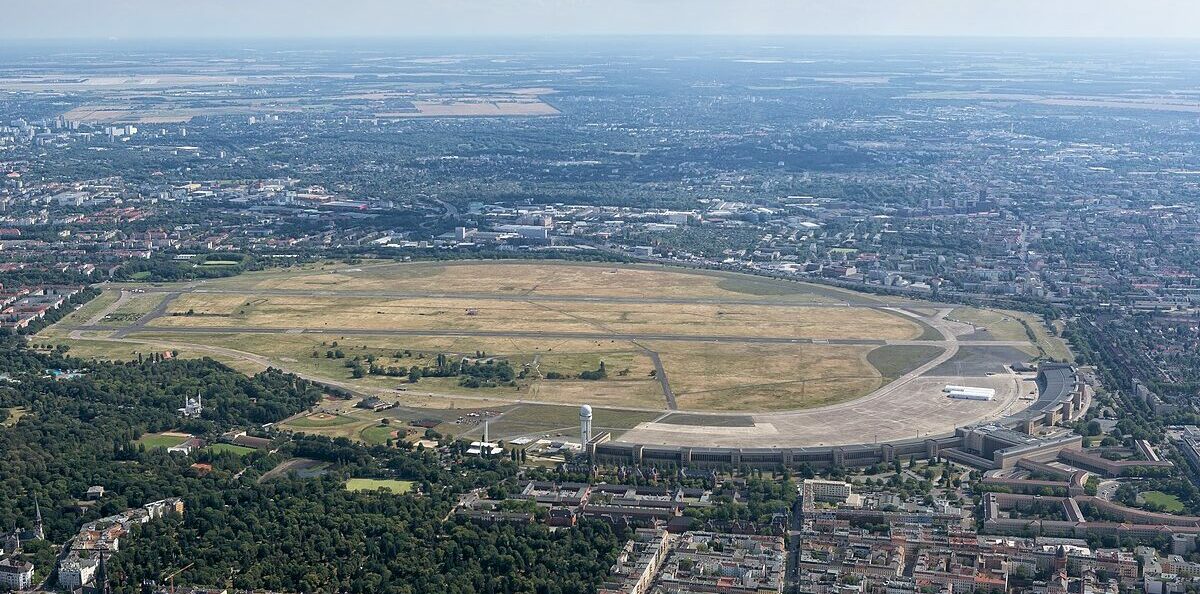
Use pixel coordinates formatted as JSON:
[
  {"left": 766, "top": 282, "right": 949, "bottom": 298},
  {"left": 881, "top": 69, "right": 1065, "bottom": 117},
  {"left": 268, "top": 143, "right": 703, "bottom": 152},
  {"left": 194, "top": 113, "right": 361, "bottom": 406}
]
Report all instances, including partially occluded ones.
[{"left": 7, "top": 0, "right": 1200, "bottom": 40}]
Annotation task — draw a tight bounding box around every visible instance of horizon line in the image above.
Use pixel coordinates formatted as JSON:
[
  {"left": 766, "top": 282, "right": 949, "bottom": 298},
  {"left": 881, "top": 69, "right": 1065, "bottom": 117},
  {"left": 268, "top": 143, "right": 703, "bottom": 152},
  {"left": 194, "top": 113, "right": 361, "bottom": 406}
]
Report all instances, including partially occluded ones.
[{"left": 5, "top": 32, "right": 1200, "bottom": 44}]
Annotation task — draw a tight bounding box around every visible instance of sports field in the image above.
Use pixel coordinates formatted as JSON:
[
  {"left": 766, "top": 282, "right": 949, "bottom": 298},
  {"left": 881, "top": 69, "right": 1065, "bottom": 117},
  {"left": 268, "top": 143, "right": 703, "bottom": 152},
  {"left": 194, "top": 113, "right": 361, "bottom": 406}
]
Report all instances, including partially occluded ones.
[
  {"left": 44, "top": 259, "right": 1059, "bottom": 448},
  {"left": 137, "top": 432, "right": 191, "bottom": 449}
]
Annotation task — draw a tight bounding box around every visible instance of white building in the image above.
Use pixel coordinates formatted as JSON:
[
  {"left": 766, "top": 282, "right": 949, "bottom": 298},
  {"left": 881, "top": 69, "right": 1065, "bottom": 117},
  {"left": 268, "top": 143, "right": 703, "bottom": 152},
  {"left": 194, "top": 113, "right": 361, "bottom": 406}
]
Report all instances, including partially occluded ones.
[
  {"left": 179, "top": 392, "right": 202, "bottom": 418},
  {"left": 493, "top": 224, "right": 549, "bottom": 240},
  {"left": 0, "top": 558, "right": 33, "bottom": 591},
  {"left": 803, "top": 479, "right": 854, "bottom": 503},
  {"left": 57, "top": 556, "right": 98, "bottom": 589},
  {"left": 466, "top": 441, "right": 503, "bottom": 456},
  {"left": 943, "top": 385, "right": 996, "bottom": 401}
]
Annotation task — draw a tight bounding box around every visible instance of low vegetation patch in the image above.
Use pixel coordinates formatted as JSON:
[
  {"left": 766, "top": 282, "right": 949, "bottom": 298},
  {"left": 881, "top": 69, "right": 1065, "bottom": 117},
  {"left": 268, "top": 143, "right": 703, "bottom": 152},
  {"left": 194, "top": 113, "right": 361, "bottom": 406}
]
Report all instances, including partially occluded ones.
[
  {"left": 207, "top": 443, "right": 256, "bottom": 456},
  {"left": 284, "top": 413, "right": 356, "bottom": 428},
  {"left": 345, "top": 478, "right": 415, "bottom": 494}
]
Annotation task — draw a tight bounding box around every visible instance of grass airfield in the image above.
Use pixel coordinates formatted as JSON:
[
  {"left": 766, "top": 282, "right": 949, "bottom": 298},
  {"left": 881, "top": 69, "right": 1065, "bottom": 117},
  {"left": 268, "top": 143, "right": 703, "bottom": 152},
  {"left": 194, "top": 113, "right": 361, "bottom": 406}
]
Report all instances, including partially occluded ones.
[{"left": 45, "top": 259, "right": 1067, "bottom": 448}]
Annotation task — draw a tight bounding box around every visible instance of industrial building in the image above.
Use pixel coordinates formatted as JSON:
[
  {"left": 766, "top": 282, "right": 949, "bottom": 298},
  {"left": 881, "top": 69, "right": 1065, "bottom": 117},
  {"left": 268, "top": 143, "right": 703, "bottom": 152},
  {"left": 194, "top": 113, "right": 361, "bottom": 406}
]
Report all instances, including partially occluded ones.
[{"left": 943, "top": 384, "right": 997, "bottom": 401}]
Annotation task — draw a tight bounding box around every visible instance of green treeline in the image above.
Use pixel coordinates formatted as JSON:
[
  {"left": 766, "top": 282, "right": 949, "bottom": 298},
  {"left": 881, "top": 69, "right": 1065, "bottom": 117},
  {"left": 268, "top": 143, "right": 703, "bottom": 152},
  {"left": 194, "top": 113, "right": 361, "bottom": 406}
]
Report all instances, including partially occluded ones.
[{"left": 0, "top": 336, "right": 621, "bottom": 593}]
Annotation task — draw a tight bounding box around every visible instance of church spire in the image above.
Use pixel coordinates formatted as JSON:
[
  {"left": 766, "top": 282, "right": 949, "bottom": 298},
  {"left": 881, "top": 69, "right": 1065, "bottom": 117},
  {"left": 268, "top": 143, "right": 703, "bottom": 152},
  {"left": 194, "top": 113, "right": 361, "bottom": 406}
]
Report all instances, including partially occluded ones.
[
  {"left": 33, "top": 498, "right": 43, "bottom": 540},
  {"left": 96, "top": 553, "right": 111, "bottom": 594}
]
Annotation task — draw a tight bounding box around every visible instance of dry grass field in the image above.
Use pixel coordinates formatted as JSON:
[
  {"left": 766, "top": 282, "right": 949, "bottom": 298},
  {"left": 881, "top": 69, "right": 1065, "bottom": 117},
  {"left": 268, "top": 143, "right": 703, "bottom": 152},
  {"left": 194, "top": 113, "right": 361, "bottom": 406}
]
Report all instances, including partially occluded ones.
[
  {"left": 53, "top": 289, "right": 121, "bottom": 326},
  {"left": 948, "top": 306, "right": 1072, "bottom": 362},
  {"left": 103, "top": 292, "right": 169, "bottom": 324},
  {"left": 378, "top": 99, "right": 560, "bottom": 118},
  {"left": 218, "top": 261, "right": 874, "bottom": 303},
  {"left": 132, "top": 330, "right": 668, "bottom": 409},
  {"left": 43, "top": 261, "right": 1046, "bottom": 418},
  {"left": 650, "top": 342, "right": 883, "bottom": 411},
  {"left": 149, "top": 293, "right": 919, "bottom": 340}
]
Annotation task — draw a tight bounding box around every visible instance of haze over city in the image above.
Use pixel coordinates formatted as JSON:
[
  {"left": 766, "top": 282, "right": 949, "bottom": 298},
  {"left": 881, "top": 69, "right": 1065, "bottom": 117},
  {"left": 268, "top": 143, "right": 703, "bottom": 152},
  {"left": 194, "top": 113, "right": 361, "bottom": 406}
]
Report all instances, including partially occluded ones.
[
  {"left": 5, "top": 0, "right": 1200, "bottom": 40},
  {"left": 5, "top": 2, "right": 1200, "bottom": 594}
]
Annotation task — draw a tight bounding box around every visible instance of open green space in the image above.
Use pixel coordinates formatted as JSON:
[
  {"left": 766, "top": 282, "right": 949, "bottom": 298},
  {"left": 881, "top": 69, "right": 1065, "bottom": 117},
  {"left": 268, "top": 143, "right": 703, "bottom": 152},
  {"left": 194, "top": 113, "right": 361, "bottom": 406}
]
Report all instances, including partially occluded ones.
[
  {"left": 867, "top": 345, "right": 945, "bottom": 381},
  {"left": 137, "top": 432, "right": 190, "bottom": 449},
  {"left": 949, "top": 306, "right": 1072, "bottom": 362},
  {"left": 345, "top": 478, "right": 415, "bottom": 494},
  {"left": 55, "top": 289, "right": 121, "bottom": 326},
  {"left": 43, "top": 260, "right": 1044, "bottom": 416},
  {"left": 207, "top": 443, "right": 256, "bottom": 456},
  {"left": 1141, "top": 490, "right": 1185, "bottom": 513},
  {"left": 360, "top": 423, "right": 401, "bottom": 446}
]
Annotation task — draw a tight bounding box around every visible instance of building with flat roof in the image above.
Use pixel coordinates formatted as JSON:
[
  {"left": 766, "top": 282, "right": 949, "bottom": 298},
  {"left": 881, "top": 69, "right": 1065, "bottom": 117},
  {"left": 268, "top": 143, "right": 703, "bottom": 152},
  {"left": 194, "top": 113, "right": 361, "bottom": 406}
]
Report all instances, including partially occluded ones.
[{"left": 803, "top": 479, "right": 854, "bottom": 503}]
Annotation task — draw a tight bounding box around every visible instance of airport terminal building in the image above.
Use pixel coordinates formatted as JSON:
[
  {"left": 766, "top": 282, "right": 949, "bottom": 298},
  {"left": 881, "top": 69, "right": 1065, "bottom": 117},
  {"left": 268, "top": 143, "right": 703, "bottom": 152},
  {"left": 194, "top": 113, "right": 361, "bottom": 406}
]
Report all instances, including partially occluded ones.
[{"left": 590, "top": 363, "right": 1089, "bottom": 471}]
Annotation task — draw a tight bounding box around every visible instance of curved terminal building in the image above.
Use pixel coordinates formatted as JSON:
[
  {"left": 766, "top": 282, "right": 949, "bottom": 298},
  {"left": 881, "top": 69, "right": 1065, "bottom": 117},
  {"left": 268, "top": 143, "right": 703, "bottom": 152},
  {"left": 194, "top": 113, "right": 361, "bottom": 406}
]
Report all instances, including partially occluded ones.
[{"left": 588, "top": 363, "right": 1088, "bottom": 471}]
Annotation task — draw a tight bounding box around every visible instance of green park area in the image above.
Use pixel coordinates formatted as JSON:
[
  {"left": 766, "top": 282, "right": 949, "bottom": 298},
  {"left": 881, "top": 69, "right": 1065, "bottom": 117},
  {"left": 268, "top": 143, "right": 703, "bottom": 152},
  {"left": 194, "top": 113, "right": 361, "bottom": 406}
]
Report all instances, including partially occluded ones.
[
  {"left": 208, "top": 443, "right": 257, "bottom": 456},
  {"left": 1141, "top": 490, "right": 1186, "bottom": 513},
  {"left": 345, "top": 478, "right": 415, "bottom": 494},
  {"left": 136, "top": 432, "right": 190, "bottom": 449}
]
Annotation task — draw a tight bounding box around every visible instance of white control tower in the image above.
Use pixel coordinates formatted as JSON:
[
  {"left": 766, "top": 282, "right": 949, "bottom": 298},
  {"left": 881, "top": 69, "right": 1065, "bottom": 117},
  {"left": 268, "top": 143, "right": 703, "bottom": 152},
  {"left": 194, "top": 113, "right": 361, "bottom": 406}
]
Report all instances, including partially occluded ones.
[{"left": 579, "top": 404, "right": 593, "bottom": 447}]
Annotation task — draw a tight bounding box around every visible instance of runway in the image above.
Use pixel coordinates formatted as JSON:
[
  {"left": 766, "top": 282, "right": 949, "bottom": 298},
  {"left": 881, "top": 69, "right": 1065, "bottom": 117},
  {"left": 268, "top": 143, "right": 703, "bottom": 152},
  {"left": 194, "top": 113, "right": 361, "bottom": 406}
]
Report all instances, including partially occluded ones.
[
  {"left": 130, "top": 284, "right": 918, "bottom": 309},
  {"left": 77, "top": 322, "right": 1027, "bottom": 348}
]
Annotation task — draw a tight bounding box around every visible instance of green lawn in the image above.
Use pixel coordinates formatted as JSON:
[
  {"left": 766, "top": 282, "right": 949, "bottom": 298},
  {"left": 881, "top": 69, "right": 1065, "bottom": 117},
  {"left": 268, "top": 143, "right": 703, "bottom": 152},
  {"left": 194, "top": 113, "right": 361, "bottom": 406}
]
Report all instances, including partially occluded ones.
[
  {"left": 207, "top": 443, "right": 256, "bottom": 456},
  {"left": 137, "top": 433, "right": 190, "bottom": 449},
  {"left": 360, "top": 424, "right": 400, "bottom": 446},
  {"left": 345, "top": 478, "right": 415, "bottom": 494},
  {"left": 867, "top": 345, "right": 945, "bottom": 381},
  {"left": 1141, "top": 490, "right": 1185, "bottom": 513}
]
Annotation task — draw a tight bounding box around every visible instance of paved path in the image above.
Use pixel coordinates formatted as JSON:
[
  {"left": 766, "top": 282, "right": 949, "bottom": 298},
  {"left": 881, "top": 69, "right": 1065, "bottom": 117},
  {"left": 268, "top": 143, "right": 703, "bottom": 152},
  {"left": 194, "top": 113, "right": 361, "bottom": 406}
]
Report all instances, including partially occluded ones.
[
  {"left": 113, "top": 291, "right": 180, "bottom": 338},
  {"left": 633, "top": 343, "right": 677, "bottom": 410}
]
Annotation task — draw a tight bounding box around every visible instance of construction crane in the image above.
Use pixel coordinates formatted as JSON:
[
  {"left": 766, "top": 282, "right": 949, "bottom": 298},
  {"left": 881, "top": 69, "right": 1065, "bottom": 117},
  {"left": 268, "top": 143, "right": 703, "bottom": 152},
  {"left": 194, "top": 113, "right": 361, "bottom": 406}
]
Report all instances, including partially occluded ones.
[{"left": 161, "top": 563, "right": 194, "bottom": 594}]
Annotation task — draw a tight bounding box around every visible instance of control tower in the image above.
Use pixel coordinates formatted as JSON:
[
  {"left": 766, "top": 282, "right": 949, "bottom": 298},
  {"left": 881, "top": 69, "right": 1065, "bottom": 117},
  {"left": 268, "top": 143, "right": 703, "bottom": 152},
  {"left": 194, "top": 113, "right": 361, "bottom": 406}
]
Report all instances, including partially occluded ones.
[{"left": 580, "top": 404, "right": 593, "bottom": 447}]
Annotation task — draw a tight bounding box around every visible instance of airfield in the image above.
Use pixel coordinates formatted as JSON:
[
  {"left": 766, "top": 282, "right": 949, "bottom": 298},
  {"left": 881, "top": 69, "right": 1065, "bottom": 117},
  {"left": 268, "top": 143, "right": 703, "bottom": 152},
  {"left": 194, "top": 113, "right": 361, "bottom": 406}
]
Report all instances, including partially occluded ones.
[{"left": 45, "top": 260, "right": 1068, "bottom": 449}]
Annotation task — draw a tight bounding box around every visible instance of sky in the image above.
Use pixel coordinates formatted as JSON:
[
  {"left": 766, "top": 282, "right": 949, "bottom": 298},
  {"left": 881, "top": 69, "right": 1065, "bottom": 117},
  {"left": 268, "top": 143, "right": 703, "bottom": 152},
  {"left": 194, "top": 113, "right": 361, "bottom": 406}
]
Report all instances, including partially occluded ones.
[{"left": 6, "top": 0, "right": 1200, "bottom": 40}]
